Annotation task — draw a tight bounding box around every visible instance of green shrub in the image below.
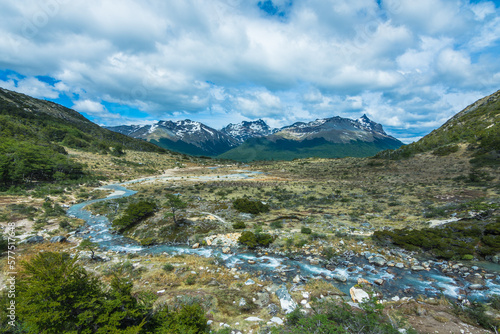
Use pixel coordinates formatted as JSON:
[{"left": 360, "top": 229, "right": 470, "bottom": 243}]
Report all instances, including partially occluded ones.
[
  {"left": 233, "top": 198, "right": 270, "bottom": 215},
  {"left": 153, "top": 303, "right": 209, "bottom": 334},
  {"left": 238, "top": 231, "right": 274, "bottom": 248},
  {"left": 112, "top": 200, "right": 157, "bottom": 232},
  {"left": 3, "top": 252, "right": 146, "bottom": 333},
  {"left": 163, "top": 263, "right": 175, "bottom": 272},
  {"left": 462, "top": 254, "right": 474, "bottom": 260},
  {"left": 232, "top": 221, "right": 246, "bottom": 229},
  {"left": 301, "top": 227, "right": 312, "bottom": 234},
  {"left": 185, "top": 275, "right": 196, "bottom": 286},
  {"left": 270, "top": 221, "right": 283, "bottom": 229},
  {"left": 276, "top": 298, "right": 412, "bottom": 334},
  {"left": 432, "top": 145, "right": 459, "bottom": 156}
]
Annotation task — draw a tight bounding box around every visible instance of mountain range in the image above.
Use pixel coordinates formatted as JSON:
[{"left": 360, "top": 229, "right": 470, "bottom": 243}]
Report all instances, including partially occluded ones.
[{"left": 107, "top": 115, "right": 404, "bottom": 161}]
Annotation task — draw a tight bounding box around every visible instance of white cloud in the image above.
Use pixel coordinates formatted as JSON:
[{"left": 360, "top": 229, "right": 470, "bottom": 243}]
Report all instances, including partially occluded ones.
[
  {"left": 0, "top": 76, "right": 60, "bottom": 99},
  {"left": 0, "top": 0, "right": 499, "bottom": 142},
  {"left": 72, "top": 99, "right": 107, "bottom": 114}
]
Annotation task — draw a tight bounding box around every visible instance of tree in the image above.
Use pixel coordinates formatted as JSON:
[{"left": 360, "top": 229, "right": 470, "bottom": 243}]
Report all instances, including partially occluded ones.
[
  {"left": 9, "top": 252, "right": 145, "bottom": 333},
  {"left": 165, "top": 194, "right": 187, "bottom": 226},
  {"left": 79, "top": 238, "right": 99, "bottom": 260}
]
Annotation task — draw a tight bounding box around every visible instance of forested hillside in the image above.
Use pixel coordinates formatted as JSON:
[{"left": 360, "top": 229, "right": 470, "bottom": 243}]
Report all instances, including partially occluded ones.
[{"left": 0, "top": 88, "right": 167, "bottom": 189}]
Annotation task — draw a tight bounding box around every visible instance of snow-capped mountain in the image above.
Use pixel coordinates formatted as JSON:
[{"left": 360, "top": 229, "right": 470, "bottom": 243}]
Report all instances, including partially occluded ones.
[
  {"left": 219, "top": 114, "right": 404, "bottom": 161},
  {"left": 107, "top": 120, "right": 238, "bottom": 156},
  {"left": 107, "top": 114, "right": 403, "bottom": 159},
  {"left": 275, "top": 114, "right": 391, "bottom": 142},
  {"left": 221, "top": 119, "right": 277, "bottom": 143}
]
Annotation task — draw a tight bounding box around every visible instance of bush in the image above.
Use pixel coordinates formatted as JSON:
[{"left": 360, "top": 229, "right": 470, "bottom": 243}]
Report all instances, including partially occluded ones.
[
  {"left": 432, "top": 144, "right": 459, "bottom": 156},
  {"left": 238, "top": 231, "right": 274, "bottom": 248},
  {"left": 153, "top": 303, "right": 209, "bottom": 334},
  {"left": 301, "top": 227, "right": 312, "bottom": 234},
  {"left": 270, "top": 221, "right": 283, "bottom": 229},
  {"left": 112, "top": 200, "right": 157, "bottom": 232},
  {"left": 233, "top": 198, "right": 270, "bottom": 215},
  {"left": 3, "top": 252, "right": 146, "bottom": 333},
  {"left": 276, "top": 299, "right": 412, "bottom": 334},
  {"left": 163, "top": 263, "right": 175, "bottom": 272},
  {"left": 232, "top": 221, "right": 246, "bottom": 229}
]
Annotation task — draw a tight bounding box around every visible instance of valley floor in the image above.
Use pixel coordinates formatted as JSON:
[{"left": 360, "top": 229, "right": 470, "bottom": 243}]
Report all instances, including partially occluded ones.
[{"left": 1, "top": 146, "right": 499, "bottom": 333}]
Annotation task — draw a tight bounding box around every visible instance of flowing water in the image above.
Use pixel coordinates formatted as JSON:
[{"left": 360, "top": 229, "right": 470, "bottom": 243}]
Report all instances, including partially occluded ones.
[{"left": 67, "top": 170, "right": 500, "bottom": 302}]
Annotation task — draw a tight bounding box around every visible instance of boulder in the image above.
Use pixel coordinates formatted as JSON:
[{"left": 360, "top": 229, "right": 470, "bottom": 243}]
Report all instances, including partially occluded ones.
[
  {"left": 222, "top": 247, "right": 231, "bottom": 254},
  {"left": 374, "top": 279, "right": 385, "bottom": 286},
  {"left": 245, "top": 279, "right": 255, "bottom": 286},
  {"left": 270, "top": 317, "right": 284, "bottom": 325},
  {"left": 275, "top": 285, "right": 298, "bottom": 314},
  {"left": 247, "top": 259, "right": 256, "bottom": 264},
  {"left": 50, "top": 236, "right": 67, "bottom": 243},
  {"left": 349, "top": 287, "right": 369, "bottom": 303},
  {"left": 357, "top": 278, "right": 371, "bottom": 285},
  {"left": 395, "top": 263, "right": 405, "bottom": 269},
  {"left": 255, "top": 292, "right": 270, "bottom": 308},
  {"left": 191, "top": 243, "right": 200, "bottom": 249},
  {"left": 244, "top": 317, "right": 263, "bottom": 322},
  {"left": 468, "top": 284, "right": 487, "bottom": 291},
  {"left": 268, "top": 303, "right": 280, "bottom": 316},
  {"left": 332, "top": 273, "right": 347, "bottom": 283},
  {"left": 370, "top": 257, "right": 386, "bottom": 267},
  {"left": 492, "top": 253, "right": 500, "bottom": 264},
  {"left": 25, "top": 236, "right": 44, "bottom": 243},
  {"left": 411, "top": 265, "right": 425, "bottom": 271}
]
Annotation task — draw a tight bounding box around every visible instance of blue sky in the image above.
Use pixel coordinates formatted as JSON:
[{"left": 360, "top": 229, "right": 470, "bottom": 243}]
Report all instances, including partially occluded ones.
[{"left": 1, "top": 0, "right": 500, "bottom": 143}]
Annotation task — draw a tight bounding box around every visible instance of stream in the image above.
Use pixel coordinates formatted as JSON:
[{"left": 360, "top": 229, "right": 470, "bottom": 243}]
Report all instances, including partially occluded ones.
[{"left": 67, "top": 170, "right": 500, "bottom": 302}]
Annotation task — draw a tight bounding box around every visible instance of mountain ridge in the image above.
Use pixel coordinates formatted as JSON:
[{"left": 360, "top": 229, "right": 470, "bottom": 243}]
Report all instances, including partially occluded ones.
[{"left": 108, "top": 114, "right": 403, "bottom": 160}]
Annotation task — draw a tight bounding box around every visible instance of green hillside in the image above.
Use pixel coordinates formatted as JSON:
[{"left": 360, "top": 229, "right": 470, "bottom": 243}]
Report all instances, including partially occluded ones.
[
  {"left": 0, "top": 88, "right": 167, "bottom": 189},
  {"left": 218, "top": 136, "right": 403, "bottom": 162},
  {"left": 376, "top": 89, "right": 500, "bottom": 162}
]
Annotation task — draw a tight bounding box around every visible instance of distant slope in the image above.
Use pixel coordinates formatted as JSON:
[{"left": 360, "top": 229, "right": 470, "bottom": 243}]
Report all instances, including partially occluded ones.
[
  {"left": 219, "top": 115, "right": 403, "bottom": 162},
  {"left": 376, "top": 89, "right": 500, "bottom": 161},
  {"left": 0, "top": 87, "right": 168, "bottom": 188},
  {"left": 107, "top": 120, "right": 238, "bottom": 156}
]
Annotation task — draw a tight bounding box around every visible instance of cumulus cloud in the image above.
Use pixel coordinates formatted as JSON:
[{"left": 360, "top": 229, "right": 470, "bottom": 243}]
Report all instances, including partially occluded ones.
[
  {"left": 0, "top": 0, "right": 499, "bottom": 141},
  {"left": 0, "top": 76, "right": 60, "bottom": 99}
]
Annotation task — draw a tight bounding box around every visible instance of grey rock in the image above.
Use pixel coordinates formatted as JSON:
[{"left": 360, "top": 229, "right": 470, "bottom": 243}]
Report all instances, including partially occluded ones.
[
  {"left": 255, "top": 292, "right": 270, "bottom": 308},
  {"left": 25, "top": 236, "right": 44, "bottom": 243},
  {"left": 268, "top": 303, "right": 280, "bottom": 316},
  {"left": 468, "top": 284, "right": 487, "bottom": 291},
  {"left": 239, "top": 298, "right": 247, "bottom": 307},
  {"left": 275, "top": 285, "right": 298, "bottom": 314},
  {"left": 332, "top": 273, "right": 348, "bottom": 282},
  {"left": 395, "top": 263, "right": 405, "bottom": 269},
  {"left": 411, "top": 265, "right": 425, "bottom": 271},
  {"left": 370, "top": 257, "right": 386, "bottom": 267},
  {"left": 492, "top": 253, "right": 500, "bottom": 264},
  {"left": 245, "top": 279, "right": 255, "bottom": 285},
  {"left": 374, "top": 279, "right": 385, "bottom": 286},
  {"left": 50, "top": 236, "right": 67, "bottom": 243},
  {"left": 207, "top": 279, "right": 220, "bottom": 286}
]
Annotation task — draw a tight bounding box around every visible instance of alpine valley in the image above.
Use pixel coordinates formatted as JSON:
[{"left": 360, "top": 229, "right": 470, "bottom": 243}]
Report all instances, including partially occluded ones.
[{"left": 107, "top": 114, "right": 404, "bottom": 160}]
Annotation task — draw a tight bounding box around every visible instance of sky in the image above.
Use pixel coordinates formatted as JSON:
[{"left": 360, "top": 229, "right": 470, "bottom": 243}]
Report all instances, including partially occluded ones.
[{"left": 1, "top": 0, "right": 500, "bottom": 143}]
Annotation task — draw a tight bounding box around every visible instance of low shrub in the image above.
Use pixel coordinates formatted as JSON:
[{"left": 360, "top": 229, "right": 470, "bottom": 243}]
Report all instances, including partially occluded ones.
[
  {"left": 233, "top": 198, "right": 270, "bottom": 215},
  {"left": 270, "top": 221, "right": 283, "bottom": 229},
  {"left": 238, "top": 231, "right": 274, "bottom": 248},
  {"left": 232, "top": 221, "right": 246, "bottom": 229},
  {"left": 301, "top": 227, "right": 312, "bottom": 234}
]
